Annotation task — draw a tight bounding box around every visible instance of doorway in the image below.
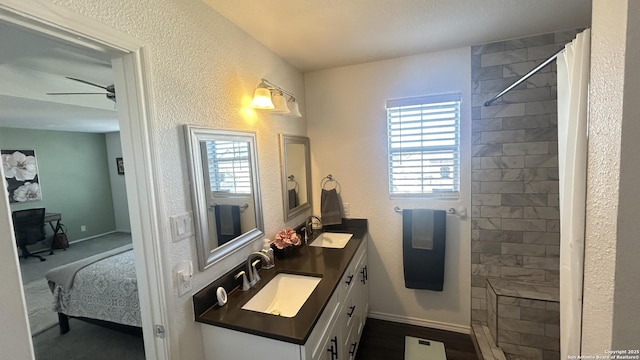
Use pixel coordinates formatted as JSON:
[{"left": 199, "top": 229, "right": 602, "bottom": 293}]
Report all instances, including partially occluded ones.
[{"left": 0, "top": 3, "right": 169, "bottom": 360}]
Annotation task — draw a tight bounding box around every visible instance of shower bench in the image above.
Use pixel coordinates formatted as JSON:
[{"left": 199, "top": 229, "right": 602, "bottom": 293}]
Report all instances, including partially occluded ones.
[{"left": 485, "top": 279, "right": 560, "bottom": 360}]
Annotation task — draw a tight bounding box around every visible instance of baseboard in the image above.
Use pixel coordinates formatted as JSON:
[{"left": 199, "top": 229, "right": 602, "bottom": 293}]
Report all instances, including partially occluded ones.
[
  {"left": 69, "top": 230, "right": 117, "bottom": 244},
  {"left": 368, "top": 311, "right": 471, "bottom": 334}
]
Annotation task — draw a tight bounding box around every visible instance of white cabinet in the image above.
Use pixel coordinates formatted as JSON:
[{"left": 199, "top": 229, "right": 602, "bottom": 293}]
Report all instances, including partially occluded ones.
[{"left": 202, "top": 238, "right": 369, "bottom": 360}]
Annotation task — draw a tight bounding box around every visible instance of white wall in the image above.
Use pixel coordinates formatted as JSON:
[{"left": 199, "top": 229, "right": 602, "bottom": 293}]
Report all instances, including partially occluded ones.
[
  {"left": 0, "top": 184, "right": 34, "bottom": 359},
  {"left": 583, "top": 0, "right": 640, "bottom": 352},
  {"left": 105, "top": 132, "right": 131, "bottom": 232},
  {"left": 305, "top": 47, "right": 472, "bottom": 331},
  {"left": 0, "top": 0, "right": 308, "bottom": 359}
]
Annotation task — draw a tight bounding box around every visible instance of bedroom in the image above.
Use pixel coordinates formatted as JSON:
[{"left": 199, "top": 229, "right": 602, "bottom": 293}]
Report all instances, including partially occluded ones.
[
  {"left": 0, "top": 21, "right": 142, "bottom": 358},
  {"left": 1, "top": 1, "right": 639, "bottom": 360}
]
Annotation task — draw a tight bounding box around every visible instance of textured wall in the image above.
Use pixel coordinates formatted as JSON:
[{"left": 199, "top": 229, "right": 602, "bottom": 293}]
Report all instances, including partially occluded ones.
[
  {"left": 583, "top": 0, "right": 640, "bottom": 351},
  {"left": 44, "top": 0, "right": 306, "bottom": 358},
  {"left": 306, "top": 47, "right": 472, "bottom": 331},
  {"left": 470, "top": 30, "right": 581, "bottom": 325},
  {"left": 1, "top": 128, "right": 116, "bottom": 243}
]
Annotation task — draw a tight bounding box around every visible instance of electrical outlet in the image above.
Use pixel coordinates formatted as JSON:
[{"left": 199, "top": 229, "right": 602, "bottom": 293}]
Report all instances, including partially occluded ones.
[
  {"left": 343, "top": 203, "right": 351, "bottom": 216},
  {"left": 178, "top": 270, "right": 193, "bottom": 296},
  {"left": 177, "top": 260, "right": 193, "bottom": 297},
  {"left": 80, "top": 225, "right": 86, "bottom": 232}
]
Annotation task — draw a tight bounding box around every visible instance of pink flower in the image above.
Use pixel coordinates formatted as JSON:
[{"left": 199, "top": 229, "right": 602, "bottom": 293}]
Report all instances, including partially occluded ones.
[{"left": 273, "top": 227, "right": 301, "bottom": 249}]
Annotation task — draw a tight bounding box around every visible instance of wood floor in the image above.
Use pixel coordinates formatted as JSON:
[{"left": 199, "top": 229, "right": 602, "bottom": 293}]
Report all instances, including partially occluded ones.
[{"left": 356, "top": 318, "right": 478, "bottom": 360}]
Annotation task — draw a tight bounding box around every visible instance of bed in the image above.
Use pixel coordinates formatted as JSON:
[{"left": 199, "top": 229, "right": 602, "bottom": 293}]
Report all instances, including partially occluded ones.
[{"left": 45, "top": 244, "right": 142, "bottom": 334}]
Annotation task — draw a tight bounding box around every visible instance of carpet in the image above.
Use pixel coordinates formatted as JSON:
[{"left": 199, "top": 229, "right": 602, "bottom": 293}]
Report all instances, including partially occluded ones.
[
  {"left": 405, "top": 336, "right": 447, "bottom": 360},
  {"left": 24, "top": 278, "right": 58, "bottom": 336},
  {"left": 33, "top": 318, "right": 145, "bottom": 360}
]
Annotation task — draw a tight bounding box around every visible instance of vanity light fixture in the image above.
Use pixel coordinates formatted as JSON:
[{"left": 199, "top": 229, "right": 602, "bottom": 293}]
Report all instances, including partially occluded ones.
[
  {"left": 250, "top": 80, "right": 275, "bottom": 109},
  {"left": 250, "top": 78, "right": 302, "bottom": 117},
  {"left": 271, "top": 90, "right": 290, "bottom": 114},
  {"left": 287, "top": 96, "right": 302, "bottom": 117}
]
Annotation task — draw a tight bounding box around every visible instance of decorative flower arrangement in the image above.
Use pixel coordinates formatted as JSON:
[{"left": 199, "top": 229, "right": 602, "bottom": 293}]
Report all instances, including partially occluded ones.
[{"left": 273, "top": 227, "right": 301, "bottom": 250}]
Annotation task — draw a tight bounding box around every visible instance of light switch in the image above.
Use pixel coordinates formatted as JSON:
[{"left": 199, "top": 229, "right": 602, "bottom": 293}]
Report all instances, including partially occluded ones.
[{"left": 170, "top": 212, "right": 193, "bottom": 242}]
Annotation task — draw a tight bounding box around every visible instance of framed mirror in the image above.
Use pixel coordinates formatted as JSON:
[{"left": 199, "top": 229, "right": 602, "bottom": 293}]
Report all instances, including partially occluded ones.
[
  {"left": 279, "top": 134, "right": 312, "bottom": 221},
  {"left": 184, "top": 125, "right": 264, "bottom": 271}
]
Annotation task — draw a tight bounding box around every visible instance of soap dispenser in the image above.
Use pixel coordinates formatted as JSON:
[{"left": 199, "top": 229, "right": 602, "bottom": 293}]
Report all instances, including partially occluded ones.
[{"left": 261, "top": 238, "right": 275, "bottom": 269}]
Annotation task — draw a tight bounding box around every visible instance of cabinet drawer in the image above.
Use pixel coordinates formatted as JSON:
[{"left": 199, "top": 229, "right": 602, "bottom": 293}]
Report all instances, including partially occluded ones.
[{"left": 305, "top": 294, "right": 340, "bottom": 360}]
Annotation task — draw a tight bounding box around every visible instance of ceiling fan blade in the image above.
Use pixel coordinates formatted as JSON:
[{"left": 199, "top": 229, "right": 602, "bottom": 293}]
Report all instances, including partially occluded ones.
[
  {"left": 65, "top": 77, "right": 110, "bottom": 91},
  {"left": 46, "top": 92, "right": 107, "bottom": 95}
]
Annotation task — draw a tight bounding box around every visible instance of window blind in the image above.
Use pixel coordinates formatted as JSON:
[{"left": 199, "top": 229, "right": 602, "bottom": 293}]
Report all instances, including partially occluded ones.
[
  {"left": 206, "top": 141, "right": 251, "bottom": 194},
  {"left": 386, "top": 93, "right": 461, "bottom": 197}
]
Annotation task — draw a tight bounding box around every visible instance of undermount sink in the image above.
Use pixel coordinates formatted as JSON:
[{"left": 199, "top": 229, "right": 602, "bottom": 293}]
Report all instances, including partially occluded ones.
[
  {"left": 309, "top": 232, "right": 353, "bottom": 249},
  {"left": 241, "top": 273, "right": 322, "bottom": 317}
]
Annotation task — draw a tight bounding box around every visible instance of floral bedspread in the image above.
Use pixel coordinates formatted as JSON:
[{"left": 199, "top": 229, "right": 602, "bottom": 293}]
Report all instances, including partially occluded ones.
[{"left": 52, "top": 250, "right": 141, "bottom": 327}]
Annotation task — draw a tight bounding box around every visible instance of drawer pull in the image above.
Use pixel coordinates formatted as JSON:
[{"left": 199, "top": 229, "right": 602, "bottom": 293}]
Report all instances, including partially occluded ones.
[
  {"left": 360, "top": 266, "right": 368, "bottom": 284},
  {"left": 326, "top": 336, "right": 338, "bottom": 360},
  {"left": 349, "top": 342, "right": 358, "bottom": 357},
  {"left": 345, "top": 274, "right": 354, "bottom": 285},
  {"left": 347, "top": 305, "right": 356, "bottom": 317}
]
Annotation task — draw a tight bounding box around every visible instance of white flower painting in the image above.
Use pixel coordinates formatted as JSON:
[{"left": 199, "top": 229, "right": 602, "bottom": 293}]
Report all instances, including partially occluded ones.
[{"left": 1, "top": 150, "right": 42, "bottom": 203}]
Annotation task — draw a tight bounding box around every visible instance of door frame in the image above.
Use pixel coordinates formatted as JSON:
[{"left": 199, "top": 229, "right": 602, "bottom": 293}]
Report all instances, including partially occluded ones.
[{"left": 0, "top": 1, "right": 171, "bottom": 359}]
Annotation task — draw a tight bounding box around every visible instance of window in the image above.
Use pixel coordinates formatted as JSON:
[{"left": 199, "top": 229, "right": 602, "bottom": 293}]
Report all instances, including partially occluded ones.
[
  {"left": 205, "top": 140, "right": 252, "bottom": 194},
  {"left": 387, "top": 93, "right": 461, "bottom": 198}
]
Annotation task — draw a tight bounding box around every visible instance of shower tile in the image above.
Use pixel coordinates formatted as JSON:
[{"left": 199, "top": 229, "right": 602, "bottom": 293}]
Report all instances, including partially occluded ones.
[
  {"left": 481, "top": 182, "right": 524, "bottom": 194},
  {"left": 481, "top": 49, "right": 527, "bottom": 67},
  {"left": 503, "top": 60, "right": 549, "bottom": 77},
  {"left": 502, "top": 114, "right": 550, "bottom": 130},
  {"left": 502, "top": 219, "right": 547, "bottom": 232},
  {"left": 501, "top": 193, "right": 548, "bottom": 206},
  {"left": 522, "top": 232, "right": 559, "bottom": 245},
  {"left": 473, "top": 118, "right": 503, "bottom": 132},
  {"left": 505, "top": 34, "right": 556, "bottom": 50},
  {"left": 479, "top": 230, "right": 523, "bottom": 243},
  {"left": 523, "top": 206, "right": 560, "bottom": 220},
  {"left": 480, "top": 130, "right": 526, "bottom": 144},
  {"left": 481, "top": 156, "right": 525, "bottom": 169},
  {"left": 525, "top": 154, "right": 558, "bottom": 168},
  {"left": 481, "top": 206, "right": 524, "bottom": 219},
  {"left": 503, "top": 142, "right": 549, "bottom": 156}
]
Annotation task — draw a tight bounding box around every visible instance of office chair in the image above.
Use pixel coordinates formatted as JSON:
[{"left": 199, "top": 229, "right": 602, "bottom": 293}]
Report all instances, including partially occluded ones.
[{"left": 13, "top": 208, "right": 47, "bottom": 262}]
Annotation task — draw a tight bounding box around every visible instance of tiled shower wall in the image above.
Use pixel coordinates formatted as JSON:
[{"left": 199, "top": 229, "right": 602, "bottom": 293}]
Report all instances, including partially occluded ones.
[{"left": 470, "top": 29, "right": 581, "bottom": 324}]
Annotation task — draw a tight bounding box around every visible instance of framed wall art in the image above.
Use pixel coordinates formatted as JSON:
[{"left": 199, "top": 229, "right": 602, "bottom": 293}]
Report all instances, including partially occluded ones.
[
  {"left": 116, "top": 157, "right": 124, "bottom": 175},
  {"left": 1, "top": 149, "right": 42, "bottom": 203}
]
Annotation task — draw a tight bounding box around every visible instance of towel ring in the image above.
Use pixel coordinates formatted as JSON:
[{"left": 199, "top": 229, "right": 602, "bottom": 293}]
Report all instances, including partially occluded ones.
[
  {"left": 321, "top": 174, "right": 341, "bottom": 193},
  {"left": 287, "top": 175, "right": 299, "bottom": 192}
]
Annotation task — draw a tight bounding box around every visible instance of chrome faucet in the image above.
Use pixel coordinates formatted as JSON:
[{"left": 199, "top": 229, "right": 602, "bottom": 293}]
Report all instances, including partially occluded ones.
[
  {"left": 305, "top": 215, "right": 322, "bottom": 240},
  {"left": 246, "top": 252, "right": 271, "bottom": 288}
]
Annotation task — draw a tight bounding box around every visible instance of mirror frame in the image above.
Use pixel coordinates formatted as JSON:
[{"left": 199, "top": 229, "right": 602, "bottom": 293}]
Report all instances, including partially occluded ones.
[
  {"left": 279, "top": 134, "right": 312, "bottom": 221},
  {"left": 184, "top": 125, "right": 264, "bottom": 271}
]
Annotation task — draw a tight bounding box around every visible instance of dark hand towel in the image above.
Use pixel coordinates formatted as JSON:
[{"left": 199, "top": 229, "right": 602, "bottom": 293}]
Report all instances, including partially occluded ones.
[
  {"left": 214, "top": 205, "right": 241, "bottom": 246},
  {"left": 288, "top": 188, "right": 300, "bottom": 210},
  {"left": 321, "top": 188, "right": 342, "bottom": 225},
  {"left": 402, "top": 209, "right": 447, "bottom": 291}
]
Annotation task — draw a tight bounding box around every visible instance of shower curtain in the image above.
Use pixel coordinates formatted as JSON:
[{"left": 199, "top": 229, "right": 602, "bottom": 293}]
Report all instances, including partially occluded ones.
[{"left": 557, "top": 28, "right": 590, "bottom": 359}]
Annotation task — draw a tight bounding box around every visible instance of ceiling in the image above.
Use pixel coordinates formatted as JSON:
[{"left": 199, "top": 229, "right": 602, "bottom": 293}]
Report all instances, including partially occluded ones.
[
  {"left": 0, "top": 21, "right": 117, "bottom": 133},
  {"left": 0, "top": 1, "right": 592, "bottom": 133},
  {"left": 203, "top": 0, "right": 592, "bottom": 72}
]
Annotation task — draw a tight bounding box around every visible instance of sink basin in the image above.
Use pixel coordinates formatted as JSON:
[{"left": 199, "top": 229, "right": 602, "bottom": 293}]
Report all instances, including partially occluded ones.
[
  {"left": 241, "top": 273, "right": 321, "bottom": 317},
  {"left": 309, "top": 232, "right": 353, "bottom": 248}
]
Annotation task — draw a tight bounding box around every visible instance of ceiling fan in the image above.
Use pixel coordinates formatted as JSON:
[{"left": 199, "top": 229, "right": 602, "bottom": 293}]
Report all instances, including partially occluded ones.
[{"left": 47, "top": 76, "right": 116, "bottom": 102}]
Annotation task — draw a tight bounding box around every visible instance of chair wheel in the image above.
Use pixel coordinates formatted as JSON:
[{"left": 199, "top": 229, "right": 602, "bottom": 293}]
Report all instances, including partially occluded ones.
[{"left": 40, "top": 258, "right": 46, "bottom": 262}]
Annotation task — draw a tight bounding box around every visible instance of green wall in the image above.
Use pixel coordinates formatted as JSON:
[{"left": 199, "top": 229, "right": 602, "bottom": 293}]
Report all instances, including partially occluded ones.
[{"left": 1, "top": 128, "right": 116, "bottom": 244}]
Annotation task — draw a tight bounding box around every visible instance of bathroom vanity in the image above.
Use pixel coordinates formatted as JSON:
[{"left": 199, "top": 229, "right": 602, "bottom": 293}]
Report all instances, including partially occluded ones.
[{"left": 194, "top": 220, "right": 369, "bottom": 360}]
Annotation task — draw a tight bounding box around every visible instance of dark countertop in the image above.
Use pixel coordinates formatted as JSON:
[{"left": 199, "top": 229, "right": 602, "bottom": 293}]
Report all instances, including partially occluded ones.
[{"left": 193, "top": 219, "right": 367, "bottom": 345}]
